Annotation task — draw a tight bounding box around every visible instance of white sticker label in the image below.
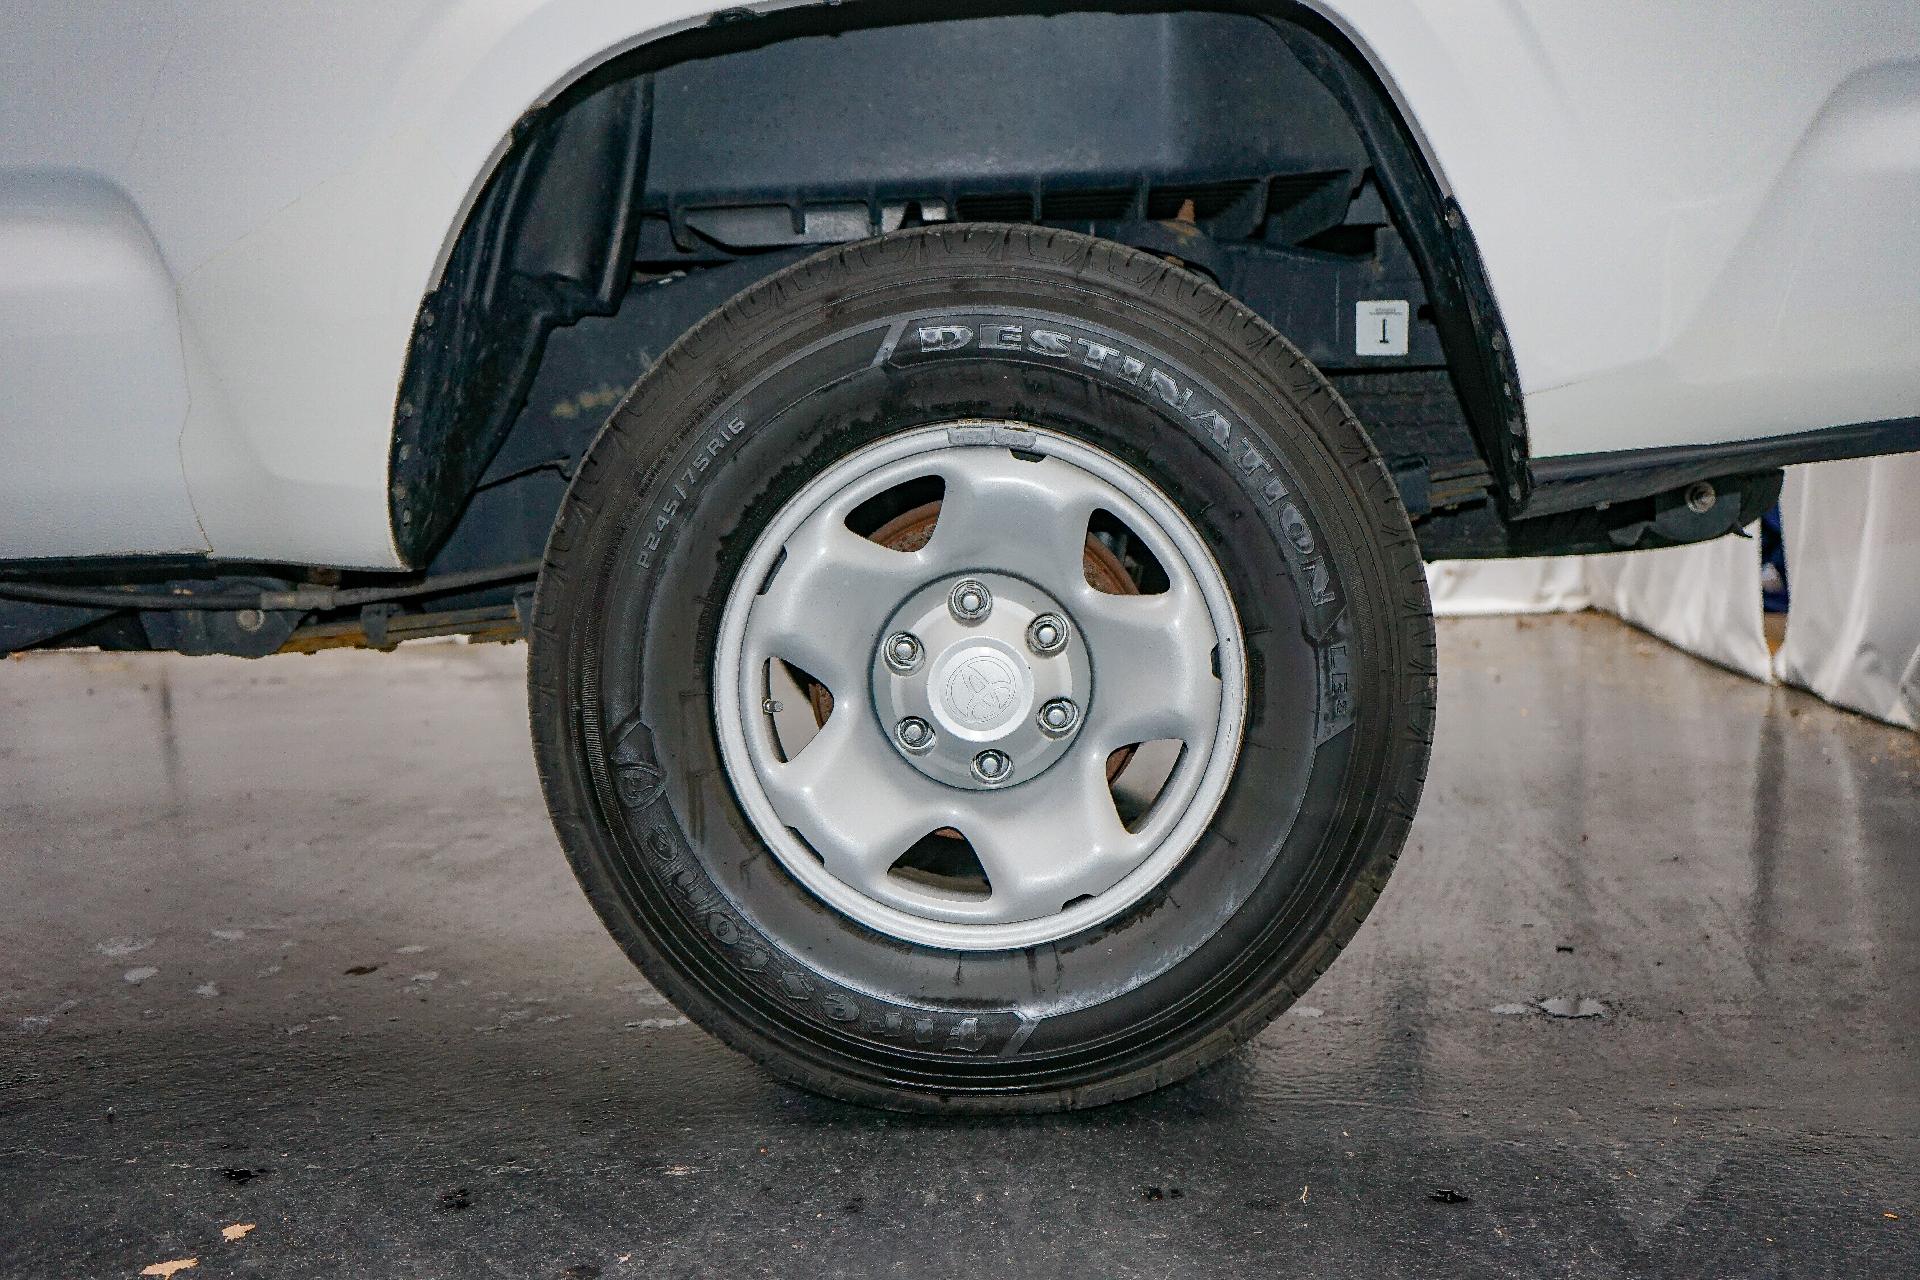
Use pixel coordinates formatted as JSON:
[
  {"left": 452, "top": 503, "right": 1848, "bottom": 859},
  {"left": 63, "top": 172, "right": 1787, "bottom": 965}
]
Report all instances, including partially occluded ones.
[{"left": 1356, "top": 300, "right": 1410, "bottom": 357}]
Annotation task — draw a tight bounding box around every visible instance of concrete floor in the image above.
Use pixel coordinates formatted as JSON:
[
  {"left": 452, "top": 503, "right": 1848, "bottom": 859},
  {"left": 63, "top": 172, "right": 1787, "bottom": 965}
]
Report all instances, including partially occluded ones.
[{"left": 1, "top": 614, "right": 1916, "bottom": 1278}]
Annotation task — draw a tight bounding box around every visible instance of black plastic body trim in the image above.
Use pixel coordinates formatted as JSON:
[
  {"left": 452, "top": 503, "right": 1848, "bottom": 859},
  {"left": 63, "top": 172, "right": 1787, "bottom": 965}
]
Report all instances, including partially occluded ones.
[
  {"left": 1418, "top": 468, "right": 1783, "bottom": 560},
  {"left": 1268, "top": 13, "right": 1531, "bottom": 511},
  {"left": 1524, "top": 417, "right": 1920, "bottom": 518}
]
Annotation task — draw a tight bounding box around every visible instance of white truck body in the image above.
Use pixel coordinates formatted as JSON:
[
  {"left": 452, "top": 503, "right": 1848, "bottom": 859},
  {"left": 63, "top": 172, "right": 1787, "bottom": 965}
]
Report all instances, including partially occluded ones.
[{"left": 2, "top": 1, "right": 1917, "bottom": 565}]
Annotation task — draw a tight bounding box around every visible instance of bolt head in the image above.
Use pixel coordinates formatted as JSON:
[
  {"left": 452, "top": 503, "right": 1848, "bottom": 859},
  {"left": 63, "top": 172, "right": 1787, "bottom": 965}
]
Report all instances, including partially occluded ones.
[
  {"left": 895, "top": 717, "right": 934, "bottom": 753},
  {"left": 948, "top": 579, "right": 992, "bottom": 623},
  {"left": 1684, "top": 480, "right": 1718, "bottom": 515},
  {"left": 1038, "top": 697, "right": 1080, "bottom": 737},
  {"left": 970, "top": 749, "right": 1012, "bottom": 784},
  {"left": 883, "top": 632, "right": 923, "bottom": 674},
  {"left": 1026, "top": 613, "right": 1069, "bottom": 655}
]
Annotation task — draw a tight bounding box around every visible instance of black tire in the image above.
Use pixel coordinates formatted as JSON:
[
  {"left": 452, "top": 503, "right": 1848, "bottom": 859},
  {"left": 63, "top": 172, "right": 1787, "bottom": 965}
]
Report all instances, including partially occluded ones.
[{"left": 528, "top": 225, "right": 1434, "bottom": 1113}]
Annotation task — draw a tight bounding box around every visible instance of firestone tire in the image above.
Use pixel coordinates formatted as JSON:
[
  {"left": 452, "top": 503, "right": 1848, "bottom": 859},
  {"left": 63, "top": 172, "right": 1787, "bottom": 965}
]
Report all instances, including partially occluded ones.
[{"left": 528, "top": 225, "right": 1434, "bottom": 1113}]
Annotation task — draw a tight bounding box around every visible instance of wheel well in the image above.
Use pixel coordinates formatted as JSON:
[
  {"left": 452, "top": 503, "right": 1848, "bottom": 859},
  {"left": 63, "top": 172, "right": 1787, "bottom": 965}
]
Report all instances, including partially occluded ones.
[{"left": 390, "top": 3, "right": 1528, "bottom": 574}]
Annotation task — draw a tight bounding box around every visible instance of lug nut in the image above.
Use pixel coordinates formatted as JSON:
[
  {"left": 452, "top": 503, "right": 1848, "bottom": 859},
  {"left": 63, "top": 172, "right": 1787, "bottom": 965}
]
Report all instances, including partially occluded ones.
[
  {"left": 1037, "top": 698, "right": 1080, "bottom": 737},
  {"left": 948, "top": 579, "right": 992, "bottom": 623},
  {"left": 895, "top": 717, "right": 935, "bottom": 753},
  {"left": 1026, "top": 612, "right": 1069, "bottom": 655},
  {"left": 970, "top": 749, "right": 1012, "bottom": 785},
  {"left": 883, "top": 631, "right": 923, "bottom": 674}
]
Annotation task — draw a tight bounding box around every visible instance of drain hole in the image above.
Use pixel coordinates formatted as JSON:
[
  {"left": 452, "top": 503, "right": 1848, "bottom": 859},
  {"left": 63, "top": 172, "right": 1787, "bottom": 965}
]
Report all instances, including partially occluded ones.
[
  {"left": 1087, "top": 509, "right": 1170, "bottom": 594},
  {"left": 765, "top": 658, "right": 831, "bottom": 761},
  {"left": 888, "top": 831, "right": 991, "bottom": 899},
  {"left": 1108, "top": 739, "right": 1185, "bottom": 832},
  {"left": 846, "top": 474, "right": 945, "bottom": 550}
]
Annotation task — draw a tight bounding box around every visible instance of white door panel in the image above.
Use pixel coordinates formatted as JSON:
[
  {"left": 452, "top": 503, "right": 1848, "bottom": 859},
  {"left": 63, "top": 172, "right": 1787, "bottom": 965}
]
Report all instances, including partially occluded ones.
[
  {"left": 0, "top": 6, "right": 180, "bottom": 173},
  {"left": 1520, "top": 62, "right": 1920, "bottom": 456},
  {"left": 0, "top": 174, "right": 206, "bottom": 558}
]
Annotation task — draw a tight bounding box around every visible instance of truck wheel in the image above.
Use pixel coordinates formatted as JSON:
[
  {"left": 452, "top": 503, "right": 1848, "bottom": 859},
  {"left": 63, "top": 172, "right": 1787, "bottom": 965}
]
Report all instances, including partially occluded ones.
[{"left": 528, "top": 225, "right": 1433, "bottom": 1112}]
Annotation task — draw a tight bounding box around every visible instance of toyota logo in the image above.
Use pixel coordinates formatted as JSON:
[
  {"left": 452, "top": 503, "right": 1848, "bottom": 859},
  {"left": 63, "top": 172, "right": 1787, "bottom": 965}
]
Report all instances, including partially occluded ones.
[{"left": 943, "top": 655, "right": 1020, "bottom": 729}]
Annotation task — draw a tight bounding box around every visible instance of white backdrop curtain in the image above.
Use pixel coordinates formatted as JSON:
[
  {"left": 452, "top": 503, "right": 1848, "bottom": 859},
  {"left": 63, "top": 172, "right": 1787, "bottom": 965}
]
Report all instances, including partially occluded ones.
[
  {"left": 1773, "top": 456, "right": 1920, "bottom": 730},
  {"left": 1584, "top": 524, "right": 1772, "bottom": 682},
  {"left": 1427, "top": 458, "right": 1918, "bottom": 730},
  {"left": 1426, "top": 557, "right": 1590, "bottom": 616}
]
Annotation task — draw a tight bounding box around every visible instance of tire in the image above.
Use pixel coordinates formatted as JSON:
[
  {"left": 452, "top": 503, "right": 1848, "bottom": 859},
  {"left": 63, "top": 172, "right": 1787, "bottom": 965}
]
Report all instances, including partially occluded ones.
[{"left": 528, "top": 225, "right": 1434, "bottom": 1113}]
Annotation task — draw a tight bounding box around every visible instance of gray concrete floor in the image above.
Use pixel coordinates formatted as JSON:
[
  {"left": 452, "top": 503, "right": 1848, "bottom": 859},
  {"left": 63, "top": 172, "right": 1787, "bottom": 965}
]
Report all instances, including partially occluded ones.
[{"left": 2, "top": 614, "right": 1916, "bottom": 1278}]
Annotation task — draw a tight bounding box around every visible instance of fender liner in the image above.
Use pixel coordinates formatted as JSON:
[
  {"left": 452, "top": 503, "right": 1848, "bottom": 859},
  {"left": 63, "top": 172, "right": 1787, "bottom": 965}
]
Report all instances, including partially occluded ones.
[{"left": 388, "top": 2, "right": 1526, "bottom": 564}]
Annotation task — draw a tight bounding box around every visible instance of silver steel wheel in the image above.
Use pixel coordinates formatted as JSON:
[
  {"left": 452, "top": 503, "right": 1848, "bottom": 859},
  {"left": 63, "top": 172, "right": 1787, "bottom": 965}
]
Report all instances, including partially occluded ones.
[{"left": 713, "top": 423, "right": 1246, "bottom": 951}]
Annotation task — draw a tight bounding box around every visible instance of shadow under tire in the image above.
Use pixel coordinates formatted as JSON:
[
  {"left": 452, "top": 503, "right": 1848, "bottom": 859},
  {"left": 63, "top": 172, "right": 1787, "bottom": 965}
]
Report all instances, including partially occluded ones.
[{"left": 528, "top": 225, "right": 1434, "bottom": 1113}]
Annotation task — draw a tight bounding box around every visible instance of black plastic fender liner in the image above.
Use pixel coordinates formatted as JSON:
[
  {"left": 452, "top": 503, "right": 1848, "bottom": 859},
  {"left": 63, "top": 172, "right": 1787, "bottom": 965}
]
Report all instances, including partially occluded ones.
[
  {"left": 389, "top": 77, "right": 651, "bottom": 566},
  {"left": 389, "top": 2, "right": 1521, "bottom": 566},
  {"left": 1264, "top": 10, "right": 1532, "bottom": 513}
]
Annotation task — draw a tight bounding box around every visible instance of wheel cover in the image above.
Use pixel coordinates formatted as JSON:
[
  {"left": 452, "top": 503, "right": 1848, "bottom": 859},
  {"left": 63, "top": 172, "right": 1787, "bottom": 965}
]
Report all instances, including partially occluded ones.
[{"left": 712, "top": 423, "right": 1246, "bottom": 951}]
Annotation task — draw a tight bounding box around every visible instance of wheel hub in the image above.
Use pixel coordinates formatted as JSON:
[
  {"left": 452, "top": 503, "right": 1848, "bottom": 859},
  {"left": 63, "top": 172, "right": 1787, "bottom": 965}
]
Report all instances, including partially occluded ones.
[
  {"left": 713, "top": 422, "right": 1246, "bottom": 950},
  {"left": 931, "top": 645, "right": 1027, "bottom": 738},
  {"left": 872, "top": 572, "right": 1088, "bottom": 789}
]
